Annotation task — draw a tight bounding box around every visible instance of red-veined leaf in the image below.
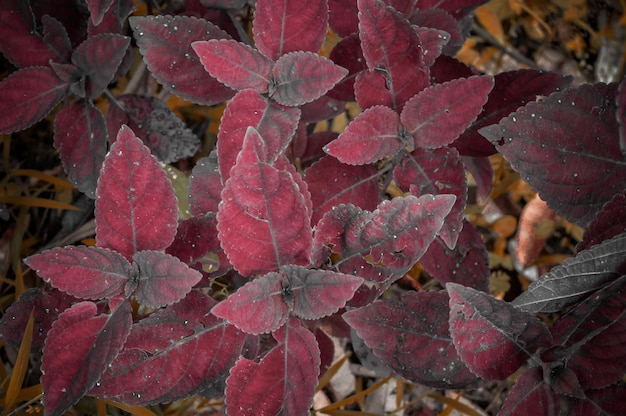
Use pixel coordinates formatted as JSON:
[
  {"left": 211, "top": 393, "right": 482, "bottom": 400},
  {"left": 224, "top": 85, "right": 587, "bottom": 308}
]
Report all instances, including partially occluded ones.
[
  {"left": 188, "top": 151, "right": 223, "bottom": 215},
  {"left": 95, "top": 126, "right": 178, "bottom": 260},
  {"left": 86, "top": 0, "right": 115, "bottom": 26},
  {"left": 344, "top": 290, "right": 483, "bottom": 389},
  {"left": 447, "top": 283, "right": 552, "bottom": 380},
  {"left": 579, "top": 192, "right": 626, "bottom": 251},
  {"left": 0, "top": 67, "right": 68, "bottom": 134},
  {"left": 130, "top": 15, "right": 235, "bottom": 105},
  {"left": 252, "top": 0, "right": 328, "bottom": 61},
  {"left": 498, "top": 367, "right": 560, "bottom": 416},
  {"left": 192, "top": 39, "right": 273, "bottom": 93}
]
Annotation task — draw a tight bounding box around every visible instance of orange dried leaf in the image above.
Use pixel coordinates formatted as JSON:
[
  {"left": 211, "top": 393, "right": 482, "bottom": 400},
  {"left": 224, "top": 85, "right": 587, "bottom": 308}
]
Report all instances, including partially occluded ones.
[
  {"left": 2, "top": 309, "right": 34, "bottom": 416},
  {"left": 475, "top": 5, "right": 505, "bottom": 43},
  {"left": 516, "top": 194, "right": 556, "bottom": 267}
]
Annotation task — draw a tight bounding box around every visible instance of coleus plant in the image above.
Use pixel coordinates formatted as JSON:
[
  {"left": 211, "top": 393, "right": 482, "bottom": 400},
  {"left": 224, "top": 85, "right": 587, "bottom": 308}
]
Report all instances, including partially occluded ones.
[{"left": 0, "top": 0, "right": 625, "bottom": 415}]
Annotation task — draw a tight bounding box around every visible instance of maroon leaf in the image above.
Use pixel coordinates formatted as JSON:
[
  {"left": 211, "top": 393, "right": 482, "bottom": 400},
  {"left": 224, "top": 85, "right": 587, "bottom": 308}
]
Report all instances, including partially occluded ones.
[
  {"left": 192, "top": 39, "right": 273, "bottom": 93},
  {"left": 201, "top": 0, "right": 248, "bottom": 8},
  {"left": 54, "top": 99, "right": 107, "bottom": 198},
  {"left": 353, "top": 69, "right": 397, "bottom": 110},
  {"left": 41, "top": 298, "right": 132, "bottom": 416},
  {"left": 324, "top": 105, "right": 404, "bottom": 165},
  {"left": 218, "top": 89, "right": 301, "bottom": 182},
  {"left": 88, "top": 0, "right": 134, "bottom": 36},
  {"left": 86, "top": 0, "right": 115, "bottom": 26},
  {"left": 299, "top": 95, "right": 347, "bottom": 124},
  {"left": 270, "top": 52, "right": 348, "bottom": 106},
  {"left": 92, "top": 291, "right": 246, "bottom": 404},
  {"left": 571, "top": 384, "right": 626, "bottom": 415},
  {"left": 411, "top": 8, "right": 463, "bottom": 56},
  {"left": 462, "top": 155, "right": 493, "bottom": 200},
  {"left": 71, "top": 34, "right": 130, "bottom": 98},
  {"left": 394, "top": 147, "right": 467, "bottom": 249},
  {"left": 400, "top": 75, "right": 494, "bottom": 148},
  {"left": 512, "top": 232, "right": 626, "bottom": 313},
  {"left": 327, "top": 34, "right": 366, "bottom": 102},
  {"left": 619, "top": 77, "right": 626, "bottom": 154},
  {"left": 415, "top": 0, "right": 487, "bottom": 20},
  {"left": 95, "top": 126, "right": 179, "bottom": 260},
  {"left": 42, "top": 14, "right": 72, "bottom": 63},
  {"left": 411, "top": 26, "right": 450, "bottom": 66},
  {"left": 447, "top": 283, "right": 552, "bottom": 380},
  {"left": 498, "top": 367, "right": 560, "bottom": 416},
  {"left": 328, "top": 0, "right": 359, "bottom": 37},
  {"left": 130, "top": 15, "right": 235, "bottom": 105},
  {"left": 479, "top": 83, "right": 626, "bottom": 226},
  {"left": 25, "top": 246, "right": 130, "bottom": 300},
  {"left": 430, "top": 55, "right": 476, "bottom": 84},
  {"left": 579, "top": 192, "right": 626, "bottom": 251},
  {"left": 217, "top": 127, "right": 312, "bottom": 276},
  {"left": 225, "top": 318, "right": 320, "bottom": 416},
  {"left": 304, "top": 156, "right": 380, "bottom": 226},
  {"left": 252, "top": 0, "right": 328, "bottom": 61},
  {"left": 0, "top": 67, "right": 68, "bottom": 134},
  {"left": 344, "top": 290, "right": 483, "bottom": 389},
  {"left": 188, "top": 151, "right": 223, "bottom": 215}
]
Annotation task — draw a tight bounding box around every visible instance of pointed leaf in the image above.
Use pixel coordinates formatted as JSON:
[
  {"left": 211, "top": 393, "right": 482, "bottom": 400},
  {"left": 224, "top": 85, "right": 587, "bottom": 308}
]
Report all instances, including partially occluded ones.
[
  {"left": 512, "top": 232, "right": 626, "bottom": 313},
  {"left": 192, "top": 39, "right": 273, "bottom": 93},
  {"left": 410, "top": 8, "right": 462, "bottom": 56},
  {"left": 54, "top": 99, "right": 108, "bottom": 198},
  {"left": 95, "top": 126, "right": 178, "bottom": 260},
  {"left": 188, "top": 152, "right": 222, "bottom": 215},
  {"left": 217, "top": 128, "right": 312, "bottom": 276},
  {"left": 130, "top": 15, "right": 235, "bottom": 105},
  {"left": 400, "top": 75, "right": 494, "bottom": 148},
  {"left": 344, "top": 290, "right": 483, "bottom": 389},
  {"left": 0, "top": 67, "right": 68, "bottom": 134},
  {"left": 479, "top": 83, "right": 626, "bottom": 226},
  {"left": 498, "top": 367, "right": 560, "bottom": 416},
  {"left": 91, "top": 291, "right": 246, "bottom": 404},
  {"left": 571, "top": 384, "right": 626, "bottom": 415},
  {"left": 462, "top": 155, "right": 493, "bottom": 200},
  {"left": 252, "top": 0, "right": 328, "bottom": 60},
  {"left": 225, "top": 318, "right": 320, "bottom": 416},
  {"left": 42, "top": 15, "right": 72, "bottom": 62},
  {"left": 324, "top": 105, "right": 404, "bottom": 165},
  {"left": 41, "top": 299, "right": 132, "bottom": 416},
  {"left": 88, "top": 0, "right": 134, "bottom": 36},
  {"left": 270, "top": 52, "right": 348, "bottom": 106},
  {"left": 579, "top": 192, "right": 626, "bottom": 251},
  {"left": 86, "top": 0, "right": 115, "bottom": 26},
  {"left": 25, "top": 246, "right": 130, "bottom": 300},
  {"left": 447, "top": 283, "right": 552, "bottom": 380}
]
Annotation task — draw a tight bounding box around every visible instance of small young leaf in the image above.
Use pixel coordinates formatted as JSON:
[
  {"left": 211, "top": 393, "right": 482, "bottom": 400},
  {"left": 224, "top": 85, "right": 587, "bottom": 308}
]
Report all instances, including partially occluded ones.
[
  {"left": 447, "top": 283, "right": 552, "bottom": 380},
  {"left": 86, "top": 0, "right": 115, "bottom": 26},
  {"left": 95, "top": 126, "right": 179, "bottom": 260},
  {"left": 324, "top": 105, "right": 403, "bottom": 165},
  {"left": 498, "top": 367, "right": 560, "bottom": 416},
  {"left": 192, "top": 39, "right": 273, "bottom": 93},
  {"left": 0, "top": 67, "right": 68, "bottom": 134},
  {"left": 25, "top": 246, "right": 131, "bottom": 301},
  {"left": 410, "top": 8, "right": 463, "bottom": 56}
]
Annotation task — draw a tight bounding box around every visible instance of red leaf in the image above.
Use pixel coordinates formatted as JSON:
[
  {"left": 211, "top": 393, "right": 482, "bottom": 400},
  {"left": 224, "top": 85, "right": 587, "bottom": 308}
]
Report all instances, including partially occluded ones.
[
  {"left": 218, "top": 89, "right": 300, "bottom": 182},
  {"left": 130, "top": 15, "right": 235, "bottom": 105},
  {"left": 461, "top": 155, "right": 493, "bottom": 200},
  {"left": 447, "top": 283, "right": 553, "bottom": 380},
  {"left": 411, "top": 8, "right": 464, "bottom": 56},
  {"left": 192, "top": 39, "right": 273, "bottom": 93},
  {"left": 0, "top": 67, "right": 68, "bottom": 134},
  {"left": 252, "top": 0, "right": 328, "bottom": 61},
  {"left": 87, "top": 0, "right": 134, "bottom": 36},
  {"left": 71, "top": 34, "right": 130, "bottom": 98},
  {"left": 328, "top": 0, "right": 359, "bottom": 37},
  {"left": 354, "top": 69, "right": 396, "bottom": 110},
  {"left": 411, "top": 26, "right": 449, "bottom": 66},
  {"left": 579, "top": 192, "right": 626, "bottom": 251},
  {"left": 571, "top": 384, "right": 626, "bottom": 415},
  {"left": 480, "top": 83, "right": 625, "bottom": 226},
  {"left": 344, "top": 290, "right": 483, "bottom": 389},
  {"left": 189, "top": 152, "right": 223, "bottom": 215},
  {"left": 225, "top": 318, "right": 320, "bottom": 416},
  {"left": 42, "top": 15, "right": 72, "bottom": 63},
  {"left": 217, "top": 128, "right": 312, "bottom": 276},
  {"left": 400, "top": 75, "right": 494, "bottom": 148},
  {"left": 327, "top": 34, "right": 366, "bottom": 102},
  {"left": 619, "top": 77, "right": 626, "bottom": 154},
  {"left": 25, "top": 246, "right": 130, "bottom": 300},
  {"left": 95, "top": 126, "right": 179, "bottom": 260},
  {"left": 324, "top": 105, "right": 404, "bottom": 165},
  {"left": 299, "top": 95, "right": 347, "bottom": 124},
  {"left": 86, "top": 0, "right": 115, "bottom": 26},
  {"left": 498, "top": 367, "right": 560, "bottom": 416},
  {"left": 92, "top": 291, "right": 246, "bottom": 404},
  {"left": 42, "top": 299, "right": 132, "bottom": 416},
  {"left": 304, "top": 156, "right": 380, "bottom": 226},
  {"left": 54, "top": 99, "right": 108, "bottom": 198},
  {"left": 270, "top": 52, "right": 348, "bottom": 106},
  {"left": 132, "top": 251, "right": 202, "bottom": 309}
]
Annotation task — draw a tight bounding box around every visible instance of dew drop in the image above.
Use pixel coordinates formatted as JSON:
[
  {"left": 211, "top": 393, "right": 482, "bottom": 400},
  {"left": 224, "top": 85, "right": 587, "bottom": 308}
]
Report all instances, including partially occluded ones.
[
  {"left": 531, "top": 113, "right": 536, "bottom": 118},
  {"left": 173, "top": 26, "right": 178, "bottom": 31},
  {"left": 572, "top": 172, "right": 578, "bottom": 178},
  {"left": 511, "top": 116, "right": 517, "bottom": 122},
  {"left": 138, "top": 32, "right": 144, "bottom": 36},
  {"left": 557, "top": 99, "right": 562, "bottom": 104}
]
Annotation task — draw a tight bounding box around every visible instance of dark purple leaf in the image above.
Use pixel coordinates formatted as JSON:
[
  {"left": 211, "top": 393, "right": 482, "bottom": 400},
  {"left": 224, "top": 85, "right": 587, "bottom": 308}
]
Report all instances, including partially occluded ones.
[
  {"left": 25, "top": 246, "right": 130, "bottom": 300},
  {"left": 619, "top": 76, "right": 626, "bottom": 154},
  {"left": 571, "top": 384, "right": 626, "bottom": 416},
  {"left": 252, "top": 0, "right": 328, "bottom": 61},
  {"left": 351, "top": 329, "right": 392, "bottom": 376},
  {"left": 270, "top": 52, "right": 348, "bottom": 107},
  {"left": 41, "top": 298, "right": 132, "bottom": 416},
  {"left": 88, "top": 0, "right": 134, "bottom": 36},
  {"left": 86, "top": 0, "right": 115, "bottom": 26},
  {"left": 95, "top": 126, "right": 178, "bottom": 260},
  {"left": 217, "top": 127, "right": 312, "bottom": 276},
  {"left": 411, "top": 8, "right": 464, "bottom": 55},
  {"left": 394, "top": 147, "right": 467, "bottom": 249},
  {"left": 217, "top": 89, "right": 300, "bottom": 182},
  {"left": 462, "top": 155, "right": 493, "bottom": 200},
  {"left": 415, "top": 0, "right": 487, "bottom": 21},
  {"left": 455, "top": 70, "right": 571, "bottom": 157},
  {"left": 54, "top": 99, "right": 107, "bottom": 198},
  {"left": 42, "top": 14, "right": 72, "bottom": 62},
  {"left": 480, "top": 83, "right": 626, "bottom": 227},
  {"left": 328, "top": 0, "right": 359, "bottom": 37},
  {"left": 299, "top": 95, "right": 347, "bottom": 124},
  {"left": 71, "top": 33, "right": 130, "bottom": 98},
  {"left": 305, "top": 156, "right": 380, "bottom": 226},
  {"left": 327, "top": 34, "right": 366, "bottom": 101},
  {"left": 579, "top": 192, "right": 626, "bottom": 251},
  {"left": 188, "top": 151, "right": 222, "bottom": 215},
  {"left": 201, "top": 0, "right": 248, "bottom": 8},
  {"left": 512, "top": 232, "right": 626, "bottom": 313},
  {"left": 315, "top": 328, "right": 335, "bottom": 377},
  {"left": 400, "top": 75, "right": 494, "bottom": 148},
  {"left": 225, "top": 318, "right": 320, "bottom": 416},
  {"left": 498, "top": 367, "right": 560, "bottom": 416},
  {"left": 0, "top": 67, "right": 68, "bottom": 134},
  {"left": 447, "top": 283, "right": 553, "bottom": 380},
  {"left": 130, "top": 15, "right": 235, "bottom": 105},
  {"left": 192, "top": 39, "right": 273, "bottom": 93},
  {"left": 132, "top": 250, "right": 202, "bottom": 309},
  {"left": 293, "top": 130, "right": 337, "bottom": 166},
  {"left": 430, "top": 55, "right": 476, "bottom": 84},
  {"left": 543, "top": 363, "right": 584, "bottom": 398},
  {"left": 411, "top": 26, "right": 450, "bottom": 66},
  {"left": 344, "top": 290, "right": 483, "bottom": 388},
  {"left": 91, "top": 291, "right": 246, "bottom": 405},
  {"left": 324, "top": 105, "right": 404, "bottom": 165},
  {"left": 420, "top": 221, "right": 490, "bottom": 292}
]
